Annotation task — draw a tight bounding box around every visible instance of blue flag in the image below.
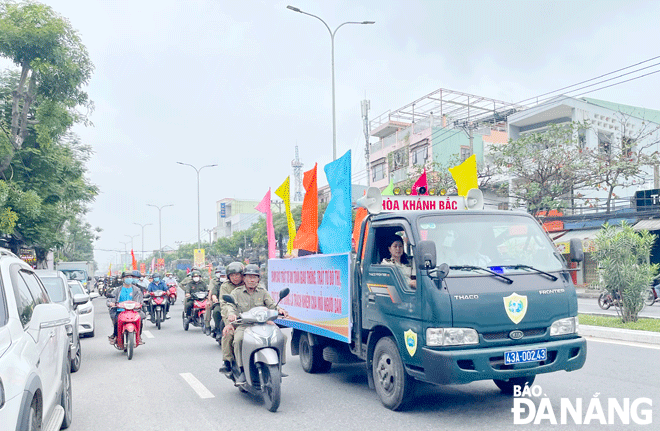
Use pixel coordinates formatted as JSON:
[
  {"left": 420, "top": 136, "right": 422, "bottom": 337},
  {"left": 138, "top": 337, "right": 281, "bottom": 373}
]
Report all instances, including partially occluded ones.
[{"left": 318, "top": 151, "right": 352, "bottom": 254}]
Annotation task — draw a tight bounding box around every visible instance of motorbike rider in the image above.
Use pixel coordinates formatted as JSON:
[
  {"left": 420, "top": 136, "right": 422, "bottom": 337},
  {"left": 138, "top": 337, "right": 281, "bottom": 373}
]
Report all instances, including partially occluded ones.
[
  {"left": 214, "top": 263, "right": 245, "bottom": 346},
  {"left": 147, "top": 272, "right": 170, "bottom": 319},
  {"left": 204, "top": 266, "right": 227, "bottom": 335},
  {"left": 163, "top": 271, "right": 178, "bottom": 287},
  {"left": 184, "top": 269, "right": 207, "bottom": 320},
  {"left": 107, "top": 270, "right": 146, "bottom": 344},
  {"left": 221, "top": 264, "right": 288, "bottom": 384}
]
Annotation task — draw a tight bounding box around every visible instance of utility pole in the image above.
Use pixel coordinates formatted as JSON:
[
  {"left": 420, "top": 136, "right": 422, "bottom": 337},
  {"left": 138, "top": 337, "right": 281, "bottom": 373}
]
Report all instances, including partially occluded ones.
[
  {"left": 361, "top": 99, "right": 371, "bottom": 185},
  {"left": 133, "top": 223, "right": 152, "bottom": 261},
  {"left": 203, "top": 228, "right": 213, "bottom": 245}
]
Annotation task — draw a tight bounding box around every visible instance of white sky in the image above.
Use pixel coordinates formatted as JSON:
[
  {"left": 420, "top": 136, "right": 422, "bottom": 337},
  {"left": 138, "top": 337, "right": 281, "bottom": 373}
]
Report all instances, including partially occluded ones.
[{"left": 4, "top": 0, "right": 660, "bottom": 270}]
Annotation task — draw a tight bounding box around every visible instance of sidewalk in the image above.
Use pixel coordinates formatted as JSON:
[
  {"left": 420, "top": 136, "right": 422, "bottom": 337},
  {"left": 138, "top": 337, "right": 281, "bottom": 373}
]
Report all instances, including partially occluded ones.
[{"left": 575, "top": 287, "right": 600, "bottom": 299}]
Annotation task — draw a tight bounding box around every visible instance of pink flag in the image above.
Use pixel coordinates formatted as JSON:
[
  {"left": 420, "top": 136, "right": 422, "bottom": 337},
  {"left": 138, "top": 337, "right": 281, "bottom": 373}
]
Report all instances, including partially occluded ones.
[
  {"left": 255, "top": 189, "right": 276, "bottom": 259},
  {"left": 411, "top": 168, "right": 428, "bottom": 195},
  {"left": 150, "top": 257, "right": 155, "bottom": 273}
]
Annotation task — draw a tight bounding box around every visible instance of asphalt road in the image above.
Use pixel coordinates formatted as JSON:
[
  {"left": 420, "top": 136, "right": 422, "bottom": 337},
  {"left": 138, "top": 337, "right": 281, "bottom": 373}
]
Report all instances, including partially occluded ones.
[
  {"left": 67, "top": 293, "right": 660, "bottom": 431},
  {"left": 578, "top": 297, "right": 660, "bottom": 319}
]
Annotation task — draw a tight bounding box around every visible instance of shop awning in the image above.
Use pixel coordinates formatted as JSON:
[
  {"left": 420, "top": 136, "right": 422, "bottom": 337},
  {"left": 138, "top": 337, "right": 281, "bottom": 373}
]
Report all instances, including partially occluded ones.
[
  {"left": 550, "top": 229, "right": 603, "bottom": 243},
  {"left": 633, "top": 219, "right": 660, "bottom": 231}
]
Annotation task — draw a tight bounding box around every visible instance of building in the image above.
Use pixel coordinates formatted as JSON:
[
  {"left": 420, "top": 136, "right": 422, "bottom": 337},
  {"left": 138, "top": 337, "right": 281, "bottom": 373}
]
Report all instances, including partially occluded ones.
[
  {"left": 216, "top": 198, "right": 263, "bottom": 239},
  {"left": 368, "top": 88, "right": 523, "bottom": 208}
]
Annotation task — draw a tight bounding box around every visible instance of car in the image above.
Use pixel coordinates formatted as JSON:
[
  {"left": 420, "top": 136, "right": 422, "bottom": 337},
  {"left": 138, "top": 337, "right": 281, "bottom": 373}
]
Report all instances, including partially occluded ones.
[
  {"left": 0, "top": 248, "right": 73, "bottom": 430},
  {"left": 35, "top": 270, "right": 88, "bottom": 373},
  {"left": 67, "top": 280, "right": 95, "bottom": 338}
]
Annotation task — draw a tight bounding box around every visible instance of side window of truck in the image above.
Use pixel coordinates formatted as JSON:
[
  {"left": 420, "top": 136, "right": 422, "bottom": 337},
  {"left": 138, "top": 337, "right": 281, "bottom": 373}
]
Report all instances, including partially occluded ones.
[{"left": 372, "top": 227, "right": 416, "bottom": 292}]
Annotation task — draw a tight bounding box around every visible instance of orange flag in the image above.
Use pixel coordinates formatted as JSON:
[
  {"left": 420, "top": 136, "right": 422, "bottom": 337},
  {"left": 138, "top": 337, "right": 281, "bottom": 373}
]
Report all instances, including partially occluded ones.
[
  {"left": 293, "top": 163, "right": 318, "bottom": 253},
  {"left": 352, "top": 207, "right": 368, "bottom": 252}
]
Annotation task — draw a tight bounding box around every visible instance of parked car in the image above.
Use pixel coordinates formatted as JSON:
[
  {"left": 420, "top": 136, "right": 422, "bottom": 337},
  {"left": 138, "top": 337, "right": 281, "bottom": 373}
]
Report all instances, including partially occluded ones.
[
  {"left": 36, "top": 270, "right": 88, "bottom": 372},
  {"left": 0, "top": 248, "right": 73, "bottom": 430},
  {"left": 68, "top": 280, "right": 95, "bottom": 337}
]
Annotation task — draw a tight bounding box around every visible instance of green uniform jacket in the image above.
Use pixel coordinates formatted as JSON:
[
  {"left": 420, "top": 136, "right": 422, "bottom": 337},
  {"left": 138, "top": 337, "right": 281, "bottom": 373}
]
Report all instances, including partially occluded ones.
[
  {"left": 185, "top": 279, "right": 207, "bottom": 295},
  {"left": 219, "top": 281, "right": 245, "bottom": 321},
  {"left": 225, "top": 284, "right": 274, "bottom": 319}
]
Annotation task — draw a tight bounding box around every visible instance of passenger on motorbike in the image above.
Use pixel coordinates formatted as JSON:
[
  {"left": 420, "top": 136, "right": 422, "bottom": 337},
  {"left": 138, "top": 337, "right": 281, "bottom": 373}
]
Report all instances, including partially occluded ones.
[
  {"left": 107, "top": 271, "right": 146, "bottom": 344},
  {"left": 184, "top": 270, "right": 207, "bottom": 319},
  {"left": 215, "top": 263, "right": 245, "bottom": 349},
  {"left": 148, "top": 273, "right": 170, "bottom": 319},
  {"left": 221, "top": 264, "right": 288, "bottom": 384},
  {"left": 204, "top": 266, "right": 228, "bottom": 335}
]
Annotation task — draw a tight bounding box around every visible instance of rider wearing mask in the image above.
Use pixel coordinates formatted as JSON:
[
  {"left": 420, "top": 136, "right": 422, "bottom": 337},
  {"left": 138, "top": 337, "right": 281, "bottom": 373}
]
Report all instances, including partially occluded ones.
[
  {"left": 147, "top": 272, "right": 170, "bottom": 319},
  {"left": 216, "top": 263, "right": 245, "bottom": 360},
  {"left": 107, "top": 271, "right": 145, "bottom": 344},
  {"left": 204, "top": 266, "right": 227, "bottom": 336},
  {"left": 184, "top": 270, "right": 207, "bottom": 320},
  {"left": 221, "top": 264, "right": 288, "bottom": 384}
]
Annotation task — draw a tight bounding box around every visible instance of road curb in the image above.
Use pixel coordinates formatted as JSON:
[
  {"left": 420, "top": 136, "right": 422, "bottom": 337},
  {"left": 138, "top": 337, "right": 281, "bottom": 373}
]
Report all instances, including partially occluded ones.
[{"left": 579, "top": 324, "right": 660, "bottom": 345}]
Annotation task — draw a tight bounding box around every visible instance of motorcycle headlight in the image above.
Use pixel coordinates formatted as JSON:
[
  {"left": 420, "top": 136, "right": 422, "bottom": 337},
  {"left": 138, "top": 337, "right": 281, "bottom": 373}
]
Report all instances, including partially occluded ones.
[
  {"left": 426, "top": 327, "right": 479, "bottom": 346},
  {"left": 550, "top": 316, "right": 578, "bottom": 336},
  {"left": 254, "top": 309, "right": 268, "bottom": 323}
]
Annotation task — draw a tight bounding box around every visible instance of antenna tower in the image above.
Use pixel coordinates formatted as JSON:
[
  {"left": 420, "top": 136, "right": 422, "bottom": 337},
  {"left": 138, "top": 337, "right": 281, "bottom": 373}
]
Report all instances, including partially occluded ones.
[{"left": 292, "top": 145, "right": 304, "bottom": 202}]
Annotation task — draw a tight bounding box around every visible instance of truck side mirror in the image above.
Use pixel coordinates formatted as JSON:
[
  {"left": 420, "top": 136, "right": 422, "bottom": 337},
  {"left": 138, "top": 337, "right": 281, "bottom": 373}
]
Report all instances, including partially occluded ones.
[
  {"left": 416, "top": 240, "right": 437, "bottom": 269},
  {"left": 569, "top": 238, "right": 584, "bottom": 263}
]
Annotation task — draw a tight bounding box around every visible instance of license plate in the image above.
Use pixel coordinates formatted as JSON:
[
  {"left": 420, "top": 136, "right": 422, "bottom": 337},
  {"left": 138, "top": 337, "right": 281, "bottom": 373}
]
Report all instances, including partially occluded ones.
[{"left": 504, "top": 348, "right": 547, "bottom": 365}]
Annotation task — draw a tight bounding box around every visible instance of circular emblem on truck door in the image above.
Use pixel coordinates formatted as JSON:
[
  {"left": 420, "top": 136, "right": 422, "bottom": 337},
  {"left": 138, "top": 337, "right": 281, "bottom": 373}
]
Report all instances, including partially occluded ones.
[{"left": 509, "top": 330, "right": 524, "bottom": 340}]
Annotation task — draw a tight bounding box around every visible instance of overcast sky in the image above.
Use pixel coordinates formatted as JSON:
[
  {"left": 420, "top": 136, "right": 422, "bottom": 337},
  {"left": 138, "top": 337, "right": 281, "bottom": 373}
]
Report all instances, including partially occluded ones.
[{"left": 4, "top": 0, "right": 660, "bottom": 270}]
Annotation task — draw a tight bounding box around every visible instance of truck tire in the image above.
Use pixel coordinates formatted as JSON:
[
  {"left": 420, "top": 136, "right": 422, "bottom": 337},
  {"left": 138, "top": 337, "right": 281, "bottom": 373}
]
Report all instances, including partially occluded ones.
[
  {"left": 372, "top": 337, "right": 415, "bottom": 411},
  {"left": 493, "top": 375, "right": 535, "bottom": 395},
  {"left": 299, "top": 334, "right": 331, "bottom": 373}
]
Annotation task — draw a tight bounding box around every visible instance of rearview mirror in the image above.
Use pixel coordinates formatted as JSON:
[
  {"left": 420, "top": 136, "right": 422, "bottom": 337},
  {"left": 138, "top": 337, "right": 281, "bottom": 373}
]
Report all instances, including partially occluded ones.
[
  {"left": 279, "top": 288, "right": 290, "bottom": 300},
  {"left": 569, "top": 238, "right": 584, "bottom": 263},
  {"left": 416, "top": 240, "right": 437, "bottom": 269},
  {"left": 222, "top": 294, "right": 236, "bottom": 305}
]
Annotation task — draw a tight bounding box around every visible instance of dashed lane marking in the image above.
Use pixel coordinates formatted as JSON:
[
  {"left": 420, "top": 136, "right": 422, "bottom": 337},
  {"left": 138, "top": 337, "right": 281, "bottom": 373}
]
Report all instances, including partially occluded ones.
[
  {"left": 180, "top": 373, "right": 215, "bottom": 399},
  {"left": 143, "top": 330, "right": 155, "bottom": 339}
]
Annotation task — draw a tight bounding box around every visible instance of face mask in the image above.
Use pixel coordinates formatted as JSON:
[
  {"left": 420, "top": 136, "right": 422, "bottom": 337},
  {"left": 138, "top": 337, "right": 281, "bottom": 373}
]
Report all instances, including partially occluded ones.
[
  {"left": 193, "top": 276, "right": 200, "bottom": 282},
  {"left": 154, "top": 277, "right": 160, "bottom": 282},
  {"left": 123, "top": 277, "right": 133, "bottom": 285}
]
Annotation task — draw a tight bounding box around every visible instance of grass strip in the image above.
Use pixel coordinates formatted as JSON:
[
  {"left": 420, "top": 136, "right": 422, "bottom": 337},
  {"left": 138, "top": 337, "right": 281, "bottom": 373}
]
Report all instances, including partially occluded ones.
[{"left": 579, "top": 313, "right": 660, "bottom": 333}]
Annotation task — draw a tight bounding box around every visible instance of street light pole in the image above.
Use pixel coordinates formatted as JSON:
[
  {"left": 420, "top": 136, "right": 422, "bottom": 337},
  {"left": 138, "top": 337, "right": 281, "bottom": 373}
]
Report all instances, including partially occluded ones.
[
  {"left": 147, "top": 203, "right": 174, "bottom": 258},
  {"left": 119, "top": 241, "right": 130, "bottom": 266},
  {"left": 125, "top": 234, "right": 139, "bottom": 259},
  {"left": 287, "top": 5, "right": 374, "bottom": 161},
  {"left": 133, "top": 223, "right": 152, "bottom": 261},
  {"left": 176, "top": 162, "right": 217, "bottom": 249}
]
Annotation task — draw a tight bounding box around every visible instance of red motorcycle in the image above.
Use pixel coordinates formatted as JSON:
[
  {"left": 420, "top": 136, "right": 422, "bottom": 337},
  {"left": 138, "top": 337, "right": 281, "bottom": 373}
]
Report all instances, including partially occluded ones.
[
  {"left": 112, "top": 300, "right": 143, "bottom": 360},
  {"left": 183, "top": 290, "right": 207, "bottom": 331},
  {"left": 167, "top": 283, "right": 178, "bottom": 306},
  {"left": 148, "top": 290, "right": 168, "bottom": 330}
]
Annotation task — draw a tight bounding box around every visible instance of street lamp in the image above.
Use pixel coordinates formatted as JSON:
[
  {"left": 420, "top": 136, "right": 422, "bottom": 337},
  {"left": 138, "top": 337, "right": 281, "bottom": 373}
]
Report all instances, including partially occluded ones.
[
  {"left": 133, "top": 222, "right": 152, "bottom": 261},
  {"left": 125, "top": 234, "right": 139, "bottom": 256},
  {"left": 119, "top": 241, "right": 130, "bottom": 266},
  {"left": 147, "top": 203, "right": 174, "bottom": 258},
  {"left": 176, "top": 162, "right": 217, "bottom": 249},
  {"left": 287, "top": 5, "right": 374, "bottom": 161}
]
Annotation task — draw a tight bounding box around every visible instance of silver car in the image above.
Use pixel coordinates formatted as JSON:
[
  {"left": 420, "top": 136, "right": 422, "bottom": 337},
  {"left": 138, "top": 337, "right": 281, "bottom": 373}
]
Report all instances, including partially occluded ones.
[{"left": 36, "top": 270, "right": 88, "bottom": 372}]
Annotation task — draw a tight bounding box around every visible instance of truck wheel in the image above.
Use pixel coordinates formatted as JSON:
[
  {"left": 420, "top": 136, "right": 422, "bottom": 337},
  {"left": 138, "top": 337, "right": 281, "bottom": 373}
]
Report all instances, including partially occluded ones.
[
  {"left": 493, "top": 375, "right": 535, "bottom": 395},
  {"left": 299, "top": 334, "right": 331, "bottom": 373},
  {"left": 372, "top": 337, "right": 415, "bottom": 411}
]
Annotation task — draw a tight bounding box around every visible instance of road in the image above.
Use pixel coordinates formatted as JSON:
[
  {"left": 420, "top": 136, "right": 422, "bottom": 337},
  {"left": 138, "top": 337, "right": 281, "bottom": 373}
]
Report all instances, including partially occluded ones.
[
  {"left": 578, "top": 297, "right": 660, "bottom": 319},
  {"left": 67, "top": 293, "right": 659, "bottom": 431}
]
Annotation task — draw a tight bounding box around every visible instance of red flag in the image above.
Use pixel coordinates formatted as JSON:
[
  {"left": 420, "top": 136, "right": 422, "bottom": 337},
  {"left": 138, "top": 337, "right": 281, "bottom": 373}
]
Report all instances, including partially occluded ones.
[
  {"left": 131, "top": 249, "right": 137, "bottom": 270},
  {"left": 293, "top": 163, "right": 318, "bottom": 253},
  {"left": 352, "top": 207, "right": 368, "bottom": 253},
  {"left": 411, "top": 168, "right": 428, "bottom": 195}
]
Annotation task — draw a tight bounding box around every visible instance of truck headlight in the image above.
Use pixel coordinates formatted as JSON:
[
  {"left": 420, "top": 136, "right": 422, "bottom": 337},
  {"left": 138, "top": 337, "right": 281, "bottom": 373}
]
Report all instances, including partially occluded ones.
[
  {"left": 426, "top": 327, "right": 479, "bottom": 346},
  {"left": 550, "top": 316, "right": 578, "bottom": 336}
]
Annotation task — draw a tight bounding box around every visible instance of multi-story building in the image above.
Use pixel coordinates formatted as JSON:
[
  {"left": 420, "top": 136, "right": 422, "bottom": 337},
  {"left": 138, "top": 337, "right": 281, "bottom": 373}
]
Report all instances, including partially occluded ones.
[{"left": 216, "top": 198, "right": 263, "bottom": 239}]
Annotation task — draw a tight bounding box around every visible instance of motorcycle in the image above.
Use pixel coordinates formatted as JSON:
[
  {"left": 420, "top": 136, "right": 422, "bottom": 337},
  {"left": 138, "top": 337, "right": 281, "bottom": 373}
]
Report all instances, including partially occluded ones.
[
  {"left": 110, "top": 300, "right": 143, "bottom": 360},
  {"left": 183, "top": 290, "right": 208, "bottom": 331},
  {"left": 98, "top": 280, "right": 106, "bottom": 296},
  {"left": 167, "top": 283, "right": 178, "bottom": 306},
  {"left": 598, "top": 289, "right": 621, "bottom": 310},
  {"left": 147, "top": 290, "right": 168, "bottom": 330},
  {"left": 644, "top": 284, "right": 660, "bottom": 306},
  {"left": 220, "top": 288, "right": 289, "bottom": 412}
]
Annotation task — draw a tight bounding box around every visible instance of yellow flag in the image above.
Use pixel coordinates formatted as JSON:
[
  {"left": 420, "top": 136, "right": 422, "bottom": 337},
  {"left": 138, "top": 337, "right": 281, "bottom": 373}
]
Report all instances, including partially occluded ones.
[
  {"left": 275, "top": 176, "right": 296, "bottom": 254},
  {"left": 448, "top": 154, "right": 478, "bottom": 196}
]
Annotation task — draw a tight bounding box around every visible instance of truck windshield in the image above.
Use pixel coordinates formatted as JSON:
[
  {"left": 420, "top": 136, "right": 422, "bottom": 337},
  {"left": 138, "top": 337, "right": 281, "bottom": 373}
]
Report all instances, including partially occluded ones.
[
  {"left": 61, "top": 269, "right": 87, "bottom": 281},
  {"left": 417, "top": 213, "right": 564, "bottom": 273}
]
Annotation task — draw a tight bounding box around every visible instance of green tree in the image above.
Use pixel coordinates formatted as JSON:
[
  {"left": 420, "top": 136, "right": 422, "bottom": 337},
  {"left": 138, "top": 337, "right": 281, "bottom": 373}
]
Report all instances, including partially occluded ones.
[
  {"left": 593, "top": 222, "right": 657, "bottom": 323},
  {"left": 399, "top": 155, "right": 496, "bottom": 195},
  {"left": 490, "top": 121, "right": 593, "bottom": 212}
]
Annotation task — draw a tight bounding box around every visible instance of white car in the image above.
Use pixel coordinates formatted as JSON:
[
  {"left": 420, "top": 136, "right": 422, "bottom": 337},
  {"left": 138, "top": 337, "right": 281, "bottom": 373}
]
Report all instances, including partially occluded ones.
[
  {"left": 68, "top": 280, "right": 95, "bottom": 337},
  {"left": 0, "top": 248, "right": 73, "bottom": 430}
]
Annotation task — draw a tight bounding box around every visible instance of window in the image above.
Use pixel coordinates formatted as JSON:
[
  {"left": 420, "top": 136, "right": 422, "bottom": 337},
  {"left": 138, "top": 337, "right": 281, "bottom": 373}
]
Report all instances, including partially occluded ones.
[
  {"left": 598, "top": 132, "right": 611, "bottom": 155},
  {"left": 11, "top": 267, "right": 35, "bottom": 327},
  {"left": 22, "top": 271, "right": 49, "bottom": 306},
  {"left": 40, "top": 276, "right": 67, "bottom": 303},
  {"left": 411, "top": 145, "right": 428, "bottom": 166},
  {"left": 0, "top": 279, "right": 8, "bottom": 327},
  {"left": 460, "top": 146, "right": 471, "bottom": 162},
  {"left": 372, "top": 163, "right": 386, "bottom": 182}
]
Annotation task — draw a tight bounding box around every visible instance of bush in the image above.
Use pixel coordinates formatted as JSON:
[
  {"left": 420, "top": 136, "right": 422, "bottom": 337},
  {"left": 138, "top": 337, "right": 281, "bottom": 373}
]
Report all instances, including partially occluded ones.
[{"left": 593, "top": 222, "right": 658, "bottom": 322}]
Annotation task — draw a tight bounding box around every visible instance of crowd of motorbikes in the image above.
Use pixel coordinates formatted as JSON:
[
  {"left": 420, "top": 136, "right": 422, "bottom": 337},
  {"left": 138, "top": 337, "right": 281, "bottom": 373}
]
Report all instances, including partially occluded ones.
[
  {"left": 598, "top": 279, "right": 660, "bottom": 309},
  {"left": 97, "top": 272, "right": 289, "bottom": 412}
]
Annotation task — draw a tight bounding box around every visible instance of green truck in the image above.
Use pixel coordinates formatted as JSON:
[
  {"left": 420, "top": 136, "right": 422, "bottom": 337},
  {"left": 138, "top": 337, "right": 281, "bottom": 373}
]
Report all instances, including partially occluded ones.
[{"left": 270, "top": 188, "right": 587, "bottom": 410}]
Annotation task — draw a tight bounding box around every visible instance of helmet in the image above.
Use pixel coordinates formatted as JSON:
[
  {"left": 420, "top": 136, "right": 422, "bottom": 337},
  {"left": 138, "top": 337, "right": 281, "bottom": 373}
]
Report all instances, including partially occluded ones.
[
  {"left": 215, "top": 265, "right": 226, "bottom": 275},
  {"left": 226, "top": 262, "right": 244, "bottom": 276},
  {"left": 152, "top": 273, "right": 161, "bottom": 279},
  {"left": 191, "top": 270, "right": 202, "bottom": 277},
  {"left": 244, "top": 264, "right": 260, "bottom": 277},
  {"left": 121, "top": 271, "right": 133, "bottom": 278},
  {"left": 131, "top": 270, "right": 141, "bottom": 278}
]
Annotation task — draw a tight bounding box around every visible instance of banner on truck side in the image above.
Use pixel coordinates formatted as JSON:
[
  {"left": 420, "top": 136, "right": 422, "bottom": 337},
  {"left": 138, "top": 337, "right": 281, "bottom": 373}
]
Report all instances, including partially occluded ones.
[{"left": 268, "top": 253, "right": 351, "bottom": 343}]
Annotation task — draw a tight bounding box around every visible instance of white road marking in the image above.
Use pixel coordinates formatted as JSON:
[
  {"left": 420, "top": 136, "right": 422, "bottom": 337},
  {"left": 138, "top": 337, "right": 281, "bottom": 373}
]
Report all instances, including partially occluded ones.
[
  {"left": 143, "top": 330, "right": 154, "bottom": 339},
  {"left": 585, "top": 336, "right": 660, "bottom": 350},
  {"left": 180, "top": 373, "right": 215, "bottom": 399}
]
